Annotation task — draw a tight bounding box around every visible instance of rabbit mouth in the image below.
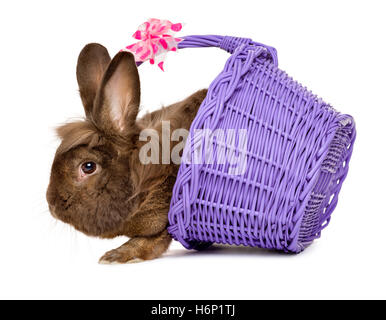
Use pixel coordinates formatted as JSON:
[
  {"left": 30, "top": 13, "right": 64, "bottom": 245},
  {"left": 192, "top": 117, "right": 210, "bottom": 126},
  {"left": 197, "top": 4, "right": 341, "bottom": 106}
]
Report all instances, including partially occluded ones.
[
  {"left": 47, "top": 192, "right": 74, "bottom": 221},
  {"left": 48, "top": 204, "right": 58, "bottom": 219}
]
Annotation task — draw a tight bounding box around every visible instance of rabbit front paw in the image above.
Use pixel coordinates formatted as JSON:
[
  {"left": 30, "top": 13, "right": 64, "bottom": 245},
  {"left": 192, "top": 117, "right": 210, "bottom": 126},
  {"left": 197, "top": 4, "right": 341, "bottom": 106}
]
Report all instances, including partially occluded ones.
[
  {"left": 99, "top": 248, "right": 144, "bottom": 264},
  {"left": 98, "top": 231, "right": 171, "bottom": 264}
]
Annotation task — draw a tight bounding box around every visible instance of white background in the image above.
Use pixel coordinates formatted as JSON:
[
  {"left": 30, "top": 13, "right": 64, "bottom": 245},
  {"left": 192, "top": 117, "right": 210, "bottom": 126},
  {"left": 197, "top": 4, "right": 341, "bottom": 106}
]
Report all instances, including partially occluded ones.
[{"left": 0, "top": 0, "right": 385, "bottom": 299}]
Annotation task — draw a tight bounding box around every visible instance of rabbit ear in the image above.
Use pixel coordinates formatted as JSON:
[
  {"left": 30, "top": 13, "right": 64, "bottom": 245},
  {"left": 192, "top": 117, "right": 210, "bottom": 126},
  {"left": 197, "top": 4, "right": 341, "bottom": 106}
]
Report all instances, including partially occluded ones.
[
  {"left": 92, "top": 51, "right": 140, "bottom": 137},
  {"left": 76, "top": 43, "right": 111, "bottom": 117}
]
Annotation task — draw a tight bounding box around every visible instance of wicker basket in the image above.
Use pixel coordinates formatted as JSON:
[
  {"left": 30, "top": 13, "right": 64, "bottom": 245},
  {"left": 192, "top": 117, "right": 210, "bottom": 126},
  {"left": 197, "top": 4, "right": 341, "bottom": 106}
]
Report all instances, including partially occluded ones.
[{"left": 166, "top": 35, "right": 356, "bottom": 253}]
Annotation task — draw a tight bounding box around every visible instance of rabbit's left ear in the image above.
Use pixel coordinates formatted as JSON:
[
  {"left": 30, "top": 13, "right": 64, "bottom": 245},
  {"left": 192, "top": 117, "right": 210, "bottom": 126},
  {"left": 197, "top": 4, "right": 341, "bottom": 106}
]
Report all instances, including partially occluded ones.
[
  {"left": 76, "top": 43, "right": 111, "bottom": 117},
  {"left": 93, "top": 51, "right": 140, "bottom": 137}
]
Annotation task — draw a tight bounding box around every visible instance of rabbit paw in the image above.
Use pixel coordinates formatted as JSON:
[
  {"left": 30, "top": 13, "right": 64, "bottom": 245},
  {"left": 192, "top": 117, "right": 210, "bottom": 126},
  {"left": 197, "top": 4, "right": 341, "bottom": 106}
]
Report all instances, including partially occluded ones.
[
  {"left": 99, "top": 248, "right": 144, "bottom": 264},
  {"left": 98, "top": 232, "right": 171, "bottom": 264}
]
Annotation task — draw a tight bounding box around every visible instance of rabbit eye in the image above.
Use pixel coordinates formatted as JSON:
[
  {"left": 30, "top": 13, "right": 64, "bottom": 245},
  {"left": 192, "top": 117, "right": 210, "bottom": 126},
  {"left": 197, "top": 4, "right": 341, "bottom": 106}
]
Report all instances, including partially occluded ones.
[{"left": 81, "top": 161, "right": 97, "bottom": 174}]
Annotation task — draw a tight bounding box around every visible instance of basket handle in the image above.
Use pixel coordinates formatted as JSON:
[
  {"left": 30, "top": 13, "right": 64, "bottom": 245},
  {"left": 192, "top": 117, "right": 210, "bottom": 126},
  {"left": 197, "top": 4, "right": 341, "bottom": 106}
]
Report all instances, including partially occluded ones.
[{"left": 136, "top": 35, "right": 278, "bottom": 67}]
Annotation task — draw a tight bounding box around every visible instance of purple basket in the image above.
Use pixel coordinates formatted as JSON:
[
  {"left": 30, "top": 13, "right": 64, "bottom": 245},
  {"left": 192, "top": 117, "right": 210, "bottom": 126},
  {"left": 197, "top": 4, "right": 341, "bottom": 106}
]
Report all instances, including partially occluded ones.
[{"left": 167, "top": 35, "right": 356, "bottom": 253}]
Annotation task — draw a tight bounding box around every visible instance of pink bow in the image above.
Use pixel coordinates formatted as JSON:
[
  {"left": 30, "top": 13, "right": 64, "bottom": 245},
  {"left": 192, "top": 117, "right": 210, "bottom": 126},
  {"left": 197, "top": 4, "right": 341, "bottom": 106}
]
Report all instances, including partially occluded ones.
[{"left": 122, "top": 18, "right": 183, "bottom": 71}]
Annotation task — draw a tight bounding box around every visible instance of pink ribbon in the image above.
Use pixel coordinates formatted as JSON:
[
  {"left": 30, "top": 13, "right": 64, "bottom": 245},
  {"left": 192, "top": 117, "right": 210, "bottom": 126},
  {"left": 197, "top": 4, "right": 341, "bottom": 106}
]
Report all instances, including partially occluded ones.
[{"left": 122, "top": 18, "right": 183, "bottom": 71}]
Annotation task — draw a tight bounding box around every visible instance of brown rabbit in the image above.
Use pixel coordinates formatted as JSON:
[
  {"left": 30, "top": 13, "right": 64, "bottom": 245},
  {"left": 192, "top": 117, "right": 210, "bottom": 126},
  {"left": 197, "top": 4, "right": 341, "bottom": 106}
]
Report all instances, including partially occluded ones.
[{"left": 46, "top": 43, "right": 207, "bottom": 264}]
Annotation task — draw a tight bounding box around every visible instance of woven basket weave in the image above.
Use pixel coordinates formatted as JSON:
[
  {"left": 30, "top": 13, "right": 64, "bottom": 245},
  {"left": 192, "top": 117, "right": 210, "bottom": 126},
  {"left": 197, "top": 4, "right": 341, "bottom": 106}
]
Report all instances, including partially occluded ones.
[{"left": 166, "top": 35, "right": 356, "bottom": 253}]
